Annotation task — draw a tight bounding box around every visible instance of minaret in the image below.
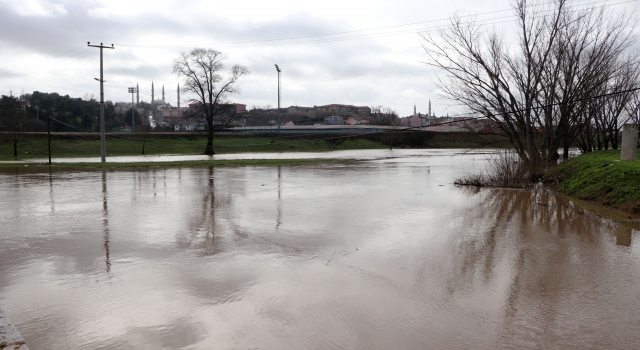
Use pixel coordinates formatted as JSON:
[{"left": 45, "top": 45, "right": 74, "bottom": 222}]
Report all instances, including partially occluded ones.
[
  {"left": 177, "top": 83, "right": 180, "bottom": 109},
  {"left": 152, "top": 81, "right": 155, "bottom": 102},
  {"left": 162, "top": 85, "right": 165, "bottom": 102},
  {"left": 136, "top": 82, "right": 139, "bottom": 105},
  {"left": 428, "top": 100, "right": 431, "bottom": 117},
  {"left": 414, "top": 104, "right": 416, "bottom": 115}
]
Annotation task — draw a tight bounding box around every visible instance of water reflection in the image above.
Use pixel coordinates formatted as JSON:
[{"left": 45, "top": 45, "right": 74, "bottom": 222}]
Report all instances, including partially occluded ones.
[
  {"left": 176, "top": 167, "right": 224, "bottom": 256},
  {"left": 102, "top": 171, "right": 111, "bottom": 273},
  {"left": 48, "top": 168, "right": 55, "bottom": 214},
  {"left": 616, "top": 223, "right": 633, "bottom": 247},
  {"left": 276, "top": 165, "right": 282, "bottom": 230},
  {"left": 1, "top": 151, "right": 639, "bottom": 349},
  {"left": 439, "top": 188, "right": 638, "bottom": 348}
]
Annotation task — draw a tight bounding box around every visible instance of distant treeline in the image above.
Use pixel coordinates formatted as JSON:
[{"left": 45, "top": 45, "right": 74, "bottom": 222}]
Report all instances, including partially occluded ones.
[{"left": 1, "top": 91, "right": 149, "bottom": 132}]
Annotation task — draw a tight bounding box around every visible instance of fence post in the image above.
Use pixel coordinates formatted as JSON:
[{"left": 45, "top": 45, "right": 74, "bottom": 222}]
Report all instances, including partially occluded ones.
[{"left": 620, "top": 124, "right": 638, "bottom": 161}]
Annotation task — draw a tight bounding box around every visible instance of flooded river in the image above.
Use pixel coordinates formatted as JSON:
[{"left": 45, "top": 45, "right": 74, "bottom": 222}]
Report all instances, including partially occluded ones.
[{"left": 1, "top": 149, "right": 639, "bottom": 349}]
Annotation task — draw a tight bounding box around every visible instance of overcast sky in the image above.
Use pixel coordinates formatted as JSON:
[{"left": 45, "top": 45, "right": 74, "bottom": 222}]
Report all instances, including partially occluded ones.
[{"left": 0, "top": 0, "right": 638, "bottom": 117}]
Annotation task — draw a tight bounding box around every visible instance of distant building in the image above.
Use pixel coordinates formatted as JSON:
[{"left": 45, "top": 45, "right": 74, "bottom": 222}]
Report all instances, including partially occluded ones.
[
  {"left": 287, "top": 106, "right": 316, "bottom": 118},
  {"left": 400, "top": 102, "right": 437, "bottom": 127},
  {"left": 346, "top": 117, "right": 370, "bottom": 125},
  {"left": 161, "top": 107, "right": 188, "bottom": 118},
  {"left": 401, "top": 114, "right": 430, "bottom": 127},
  {"left": 285, "top": 104, "right": 371, "bottom": 119},
  {"left": 316, "top": 104, "right": 370, "bottom": 117},
  {"left": 174, "top": 121, "right": 205, "bottom": 131},
  {"left": 324, "top": 116, "right": 344, "bottom": 125}
]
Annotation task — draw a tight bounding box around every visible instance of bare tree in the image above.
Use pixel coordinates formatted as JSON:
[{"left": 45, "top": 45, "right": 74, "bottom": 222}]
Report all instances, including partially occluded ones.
[
  {"left": 543, "top": 4, "right": 636, "bottom": 158},
  {"left": 369, "top": 105, "right": 398, "bottom": 125},
  {"left": 0, "top": 93, "right": 29, "bottom": 157},
  {"left": 421, "top": 0, "right": 567, "bottom": 168},
  {"left": 599, "top": 57, "right": 640, "bottom": 149},
  {"left": 173, "top": 48, "right": 250, "bottom": 155},
  {"left": 82, "top": 93, "right": 96, "bottom": 102},
  {"left": 421, "top": 0, "right": 638, "bottom": 171},
  {"left": 628, "top": 86, "right": 640, "bottom": 124}
]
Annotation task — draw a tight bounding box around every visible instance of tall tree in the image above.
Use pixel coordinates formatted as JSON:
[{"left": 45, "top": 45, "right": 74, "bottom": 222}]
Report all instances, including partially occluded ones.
[
  {"left": 421, "top": 0, "right": 637, "bottom": 169},
  {"left": 173, "top": 48, "right": 249, "bottom": 155},
  {"left": 0, "top": 93, "right": 29, "bottom": 157}
]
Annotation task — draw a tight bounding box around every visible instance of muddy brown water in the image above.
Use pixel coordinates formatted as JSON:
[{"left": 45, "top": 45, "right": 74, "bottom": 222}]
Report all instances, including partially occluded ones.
[{"left": 1, "top": 149, "right": 639, "bottom": 349}]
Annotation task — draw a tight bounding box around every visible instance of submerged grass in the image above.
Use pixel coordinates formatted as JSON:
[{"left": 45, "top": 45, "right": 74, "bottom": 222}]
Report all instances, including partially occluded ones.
[
  {"left": 549, "top": 149, "right": 640, "bottom": 213},
  {"left": 454, "top": 150, "right": 546, "bottom": 188}
]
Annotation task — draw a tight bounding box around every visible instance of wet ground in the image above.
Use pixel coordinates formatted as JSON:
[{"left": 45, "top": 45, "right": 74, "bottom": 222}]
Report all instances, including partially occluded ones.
[{"left": 0, "top": 149, "right": 639, "bottom": 349}]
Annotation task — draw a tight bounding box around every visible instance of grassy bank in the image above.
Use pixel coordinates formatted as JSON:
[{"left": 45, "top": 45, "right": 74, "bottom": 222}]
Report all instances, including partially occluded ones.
[
  {"left": 0, "top": 158, "right": 343, "bottom": 172},
  {"left": 550, "top": 150, "right": 640, "bottom": 214},
  {"left": 0, "top": 134, "right": 383, "bottom": 160},
  {"left": 0, "top": 132, "right": 508, "bottom": 160}
]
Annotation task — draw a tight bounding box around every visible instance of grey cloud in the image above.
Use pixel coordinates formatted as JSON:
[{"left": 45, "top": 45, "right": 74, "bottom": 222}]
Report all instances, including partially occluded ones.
[{"left": 3, "top": 0, "right": 635, "bottom": 117}]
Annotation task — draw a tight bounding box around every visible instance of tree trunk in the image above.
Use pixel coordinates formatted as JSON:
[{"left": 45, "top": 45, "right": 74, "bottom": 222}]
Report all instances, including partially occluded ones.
[
  {"left": 563, "top": 144, "right": 569, "bottom": 160},
  {"left": 204, "top": 123, "right": 215, "bottom": 155},
  {"left": 13, "top": 139, "right": 17, "bottom": 157}
]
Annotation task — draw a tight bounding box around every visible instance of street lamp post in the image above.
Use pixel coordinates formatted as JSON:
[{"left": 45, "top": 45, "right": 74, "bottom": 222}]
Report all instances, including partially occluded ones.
[
  {"left": 128, "top": 87, "right": 137, "bottom": 132},
  {"left": 275, "top": 64, "right": 281, "bottom": 133}
]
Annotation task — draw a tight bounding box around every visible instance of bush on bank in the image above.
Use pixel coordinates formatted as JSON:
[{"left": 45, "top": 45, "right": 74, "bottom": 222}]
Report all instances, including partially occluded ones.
[{"left": 454, "top": 150, "right": 547, "bottom": 188}]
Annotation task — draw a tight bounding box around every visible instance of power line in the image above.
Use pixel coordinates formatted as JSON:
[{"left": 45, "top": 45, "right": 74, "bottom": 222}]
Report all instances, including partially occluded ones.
[
  {"left": 0, "top": 47, "right": 93, "bottom": 77},
  {"left": 0, "top": 45, "right": 85, "bottom": 77},
  {"left": 245, "top": 70, "right": 438, "bottom": 83},
  {"left": 0, "top": 0, "right": 631, "bottom": 79},
  {"left": 112, "top": 0, "right": 631, "bottom": 50}
]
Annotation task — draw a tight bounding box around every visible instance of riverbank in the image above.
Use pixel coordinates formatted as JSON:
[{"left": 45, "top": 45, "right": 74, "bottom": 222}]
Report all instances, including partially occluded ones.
[
  {"left": 0, "top": 158, "right": 344, "bottom": 172},
  {"left": 550, "top": 150, "right": 640, "bottom": 214},
  {"left": 0, "top": 132, "right": 508, "bottom": 160}
]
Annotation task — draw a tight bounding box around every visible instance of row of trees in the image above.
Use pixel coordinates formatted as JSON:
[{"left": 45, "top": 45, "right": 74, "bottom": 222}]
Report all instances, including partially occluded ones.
[
  {"left": 0, "top": 91, "right": 151, "bottom": 133},
  {"left": 422, "top": 0, "right": 639, "bottom": 168},
  {"left": 0, "top": 93, "right": 27, "bottom": 157},
  {"left": 0, "top": 91, "right": 156, "bottom": 157}
]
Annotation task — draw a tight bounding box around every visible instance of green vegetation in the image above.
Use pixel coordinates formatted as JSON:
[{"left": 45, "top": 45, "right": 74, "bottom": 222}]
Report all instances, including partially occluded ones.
[
  {"left": 0, "top": 132, "right": 509, "bottom": 160},
  {"left": 551, "top": 150, "right": 640, "bottom": 214},
  {"left": 0, "top": 134, "right": 389, "bottom": 160}
]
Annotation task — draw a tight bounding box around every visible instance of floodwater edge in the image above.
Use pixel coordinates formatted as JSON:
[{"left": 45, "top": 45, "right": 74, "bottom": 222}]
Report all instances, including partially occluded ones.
[{"left": 0, "top": 158, "right": 348, "bottom": 173}]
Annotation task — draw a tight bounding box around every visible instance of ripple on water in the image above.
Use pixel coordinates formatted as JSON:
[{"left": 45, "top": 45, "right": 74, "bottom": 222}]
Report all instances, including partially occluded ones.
[{"left": 2, "top": 150, "right": 640, "bottom": 349}]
